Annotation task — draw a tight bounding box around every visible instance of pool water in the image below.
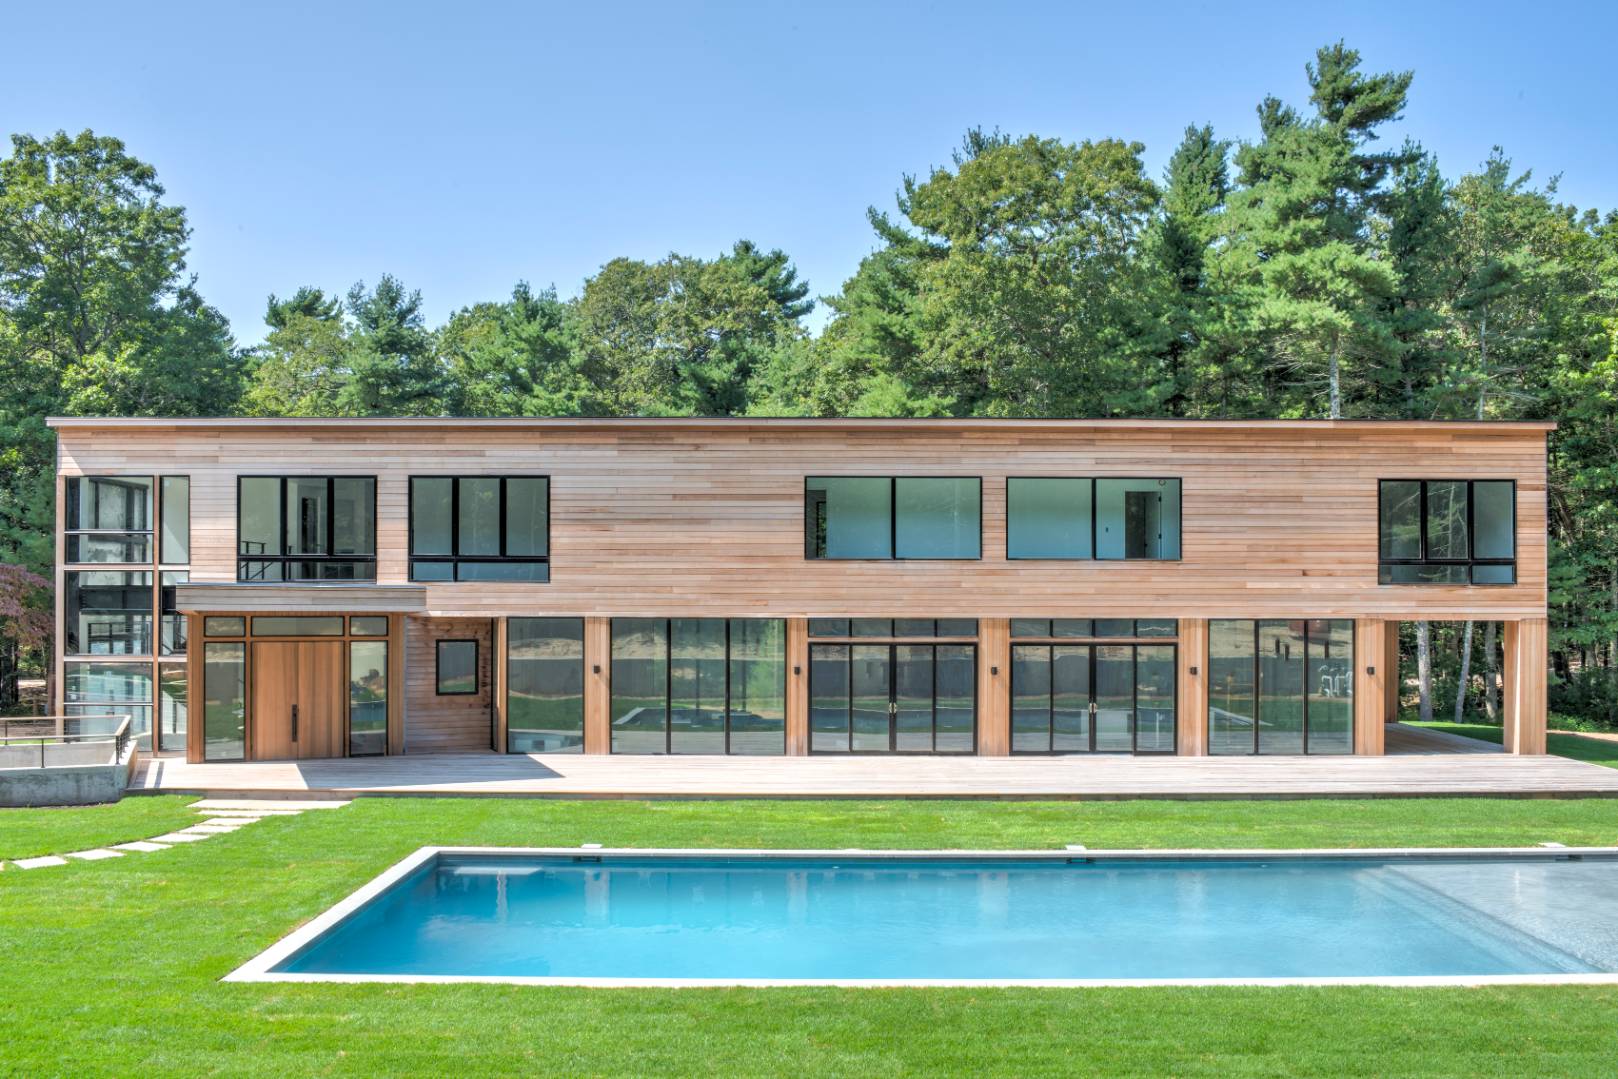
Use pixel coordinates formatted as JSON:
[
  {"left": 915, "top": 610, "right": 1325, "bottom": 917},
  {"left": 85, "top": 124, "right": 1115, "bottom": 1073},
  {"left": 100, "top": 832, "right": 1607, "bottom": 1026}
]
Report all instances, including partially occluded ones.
[{"left": 274, "top": 854, "right": 1618, "bottom": 981}]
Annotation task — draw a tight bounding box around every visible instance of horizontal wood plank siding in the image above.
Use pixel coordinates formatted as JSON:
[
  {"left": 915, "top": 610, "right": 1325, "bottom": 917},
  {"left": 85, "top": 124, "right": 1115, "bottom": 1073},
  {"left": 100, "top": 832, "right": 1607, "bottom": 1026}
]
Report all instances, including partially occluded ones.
[
  {"left": 55, "top": 421, "right": 1548, "bottom": 621},
  {"left": 405, "top": 616, "right": 493, "bottom": 753}
]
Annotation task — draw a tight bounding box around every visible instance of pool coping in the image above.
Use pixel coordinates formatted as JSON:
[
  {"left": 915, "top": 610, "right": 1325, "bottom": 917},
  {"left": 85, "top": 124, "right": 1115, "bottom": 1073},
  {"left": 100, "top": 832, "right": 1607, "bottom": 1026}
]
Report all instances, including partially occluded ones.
[{"left": 225, "top": 845, "right": 1618, "bottom": 988}]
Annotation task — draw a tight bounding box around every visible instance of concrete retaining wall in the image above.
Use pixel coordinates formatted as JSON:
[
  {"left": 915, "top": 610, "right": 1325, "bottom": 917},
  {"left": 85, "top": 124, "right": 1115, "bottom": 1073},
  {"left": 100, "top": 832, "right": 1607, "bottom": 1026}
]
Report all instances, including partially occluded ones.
[{"left": 0, "top": 743, "right": 138, "bottom": 807}]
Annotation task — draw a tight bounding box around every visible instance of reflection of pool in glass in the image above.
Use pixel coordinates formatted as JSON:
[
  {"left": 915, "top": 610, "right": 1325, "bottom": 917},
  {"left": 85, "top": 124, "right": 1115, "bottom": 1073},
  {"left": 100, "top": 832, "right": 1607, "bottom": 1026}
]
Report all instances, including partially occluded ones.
[{"left": 247, "top": 852, "right": 1618, "bottom": 984}]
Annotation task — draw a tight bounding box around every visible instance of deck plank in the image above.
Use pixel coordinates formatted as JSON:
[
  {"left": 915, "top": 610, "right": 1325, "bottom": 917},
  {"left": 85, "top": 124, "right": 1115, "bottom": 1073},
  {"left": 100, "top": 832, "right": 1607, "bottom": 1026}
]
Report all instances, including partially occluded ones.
[{"left": 132, "top": 748, "right": 1618, "bottom": 800}]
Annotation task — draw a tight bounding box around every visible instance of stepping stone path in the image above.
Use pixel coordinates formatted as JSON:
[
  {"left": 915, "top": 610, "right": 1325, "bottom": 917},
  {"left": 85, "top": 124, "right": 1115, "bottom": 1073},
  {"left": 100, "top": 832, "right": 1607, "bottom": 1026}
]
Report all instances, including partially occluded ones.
[{"left": 2, "top": 798, "right": 350, "bottom": 871}]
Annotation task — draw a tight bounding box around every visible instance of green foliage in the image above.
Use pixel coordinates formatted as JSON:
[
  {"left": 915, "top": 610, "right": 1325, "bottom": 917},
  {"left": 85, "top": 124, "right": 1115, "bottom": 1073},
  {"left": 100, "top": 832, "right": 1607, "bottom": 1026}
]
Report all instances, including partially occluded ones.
[
  {"left": 4, "top": 40, "right": 1618, "bottom": 723},
  {"left": 574, "top": 242, "right": 810, "bottom": 415}
]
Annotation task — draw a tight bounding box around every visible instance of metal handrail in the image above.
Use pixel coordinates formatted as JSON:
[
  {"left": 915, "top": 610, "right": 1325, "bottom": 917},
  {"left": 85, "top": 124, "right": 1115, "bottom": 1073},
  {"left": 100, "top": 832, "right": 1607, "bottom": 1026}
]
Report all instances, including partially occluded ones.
[{"left": 0, "top": 715, "right": 132, "bottom": 768}]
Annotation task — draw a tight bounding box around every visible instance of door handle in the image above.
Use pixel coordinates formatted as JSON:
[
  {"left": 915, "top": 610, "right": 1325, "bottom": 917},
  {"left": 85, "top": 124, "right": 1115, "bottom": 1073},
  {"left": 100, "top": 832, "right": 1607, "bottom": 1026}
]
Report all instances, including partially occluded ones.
[
  {"left": 292, "top": 703, "right": 299, "bottom": 743},
  {"left": 1088, "top": 701, "right": 1098, "bottom": 716}
]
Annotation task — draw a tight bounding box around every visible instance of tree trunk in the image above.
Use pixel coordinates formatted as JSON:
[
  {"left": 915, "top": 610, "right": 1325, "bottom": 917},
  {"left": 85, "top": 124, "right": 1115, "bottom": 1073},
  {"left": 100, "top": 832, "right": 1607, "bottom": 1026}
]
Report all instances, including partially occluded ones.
[
  {"left": 1328, "top": 340, "right": 1342, "bottom": 419},
  {"left": 1454, "top": 620, "right": 1474, "bottom": 724},
  {"left": 1416, "top": 620, "right": 1433, "bottom": 724},
  {"left": 1482, "top": 620, "right": 1499, "bottom": 722}
]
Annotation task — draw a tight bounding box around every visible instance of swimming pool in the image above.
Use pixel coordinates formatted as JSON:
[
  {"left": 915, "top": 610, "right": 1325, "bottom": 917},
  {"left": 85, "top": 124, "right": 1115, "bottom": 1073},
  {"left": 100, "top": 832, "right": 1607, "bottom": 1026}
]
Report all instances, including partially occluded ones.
[{"left": 231, "top": 847, "right": 1618, "bottom": 986}]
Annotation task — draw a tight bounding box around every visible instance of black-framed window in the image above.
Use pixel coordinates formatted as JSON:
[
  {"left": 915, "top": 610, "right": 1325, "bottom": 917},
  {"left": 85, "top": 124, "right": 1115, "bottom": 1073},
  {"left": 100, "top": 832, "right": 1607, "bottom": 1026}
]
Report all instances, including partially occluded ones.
[
  {"left": 807, "top": 619, "right": 979, "bottom": 638},
  {"left": 409, "top": 476, "right": 549, "bottom": 582},
  {"left": 1010, "top": 642, "right": 1176, "bottom": 754},
  {"left": 804, "top": 477, "right": 981, "bottom": 559},
  {"left": 1009, "top": 618, "right": 1177, "bottom": 639},
  {"left": 237, "top": 476, "right": 376, "bottom": 581},
  {"left": 1208, "top": 619, "right": 1353, "bottom": 755},
  {"left": 64, "top": 475, "right": 154, "bottom": 563},
  {"left": 610, "top": 618, "right": 786, "bottom": 755},
  {"left": 436, "top": 639, "right": 479, "bottom": 695},
  {"left": 808, "top": 642, "right": 977, "bottom": 754},
  {"left": 1007, "top": 477, "right": 1182, "bottom": 560},
  {"left": 64, "top": 570, "right": 153, "bottom": 655},
  {"left": 1378, "top": 480, "right": 1515, "bottom": 585},
  {"left": 507, "top": 617, "right": 585, "bottom": 753}
]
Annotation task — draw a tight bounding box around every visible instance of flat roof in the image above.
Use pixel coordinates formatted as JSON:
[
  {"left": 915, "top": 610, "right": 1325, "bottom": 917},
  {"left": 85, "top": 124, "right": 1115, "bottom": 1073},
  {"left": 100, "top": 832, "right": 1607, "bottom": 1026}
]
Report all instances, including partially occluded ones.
[{"left": 46, "top": 416, "right": 1557, "bottom": 432}]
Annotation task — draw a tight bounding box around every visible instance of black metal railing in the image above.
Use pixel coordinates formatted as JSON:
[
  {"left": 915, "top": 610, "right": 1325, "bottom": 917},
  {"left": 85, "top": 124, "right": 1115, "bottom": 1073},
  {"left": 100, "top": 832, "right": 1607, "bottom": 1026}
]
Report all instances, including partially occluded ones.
[{"left": 0, "top": 715, "right": 132, "bottom": 769}]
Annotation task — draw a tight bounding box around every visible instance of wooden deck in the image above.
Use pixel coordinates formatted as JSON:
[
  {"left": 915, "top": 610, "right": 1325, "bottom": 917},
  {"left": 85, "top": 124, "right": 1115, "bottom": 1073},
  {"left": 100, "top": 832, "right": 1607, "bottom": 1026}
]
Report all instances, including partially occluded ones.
[{"left": 131, "top": 738, "right": 1618, "bottom": 801}]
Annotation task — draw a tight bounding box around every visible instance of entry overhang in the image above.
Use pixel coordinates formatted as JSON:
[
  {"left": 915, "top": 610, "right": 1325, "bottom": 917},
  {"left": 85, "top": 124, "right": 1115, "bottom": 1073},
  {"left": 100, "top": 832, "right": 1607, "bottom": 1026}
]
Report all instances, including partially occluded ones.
[{"left": 174, "top": 583, "right": 428, "bottom": 614}]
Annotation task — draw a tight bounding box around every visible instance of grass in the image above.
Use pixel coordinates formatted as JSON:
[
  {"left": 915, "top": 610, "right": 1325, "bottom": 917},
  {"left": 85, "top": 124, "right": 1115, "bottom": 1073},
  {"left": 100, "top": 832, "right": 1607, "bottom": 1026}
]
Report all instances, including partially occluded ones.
[
  {"left": 0, "top": 795, "right": 199, "bottom": 860},
  {"left": 1410, "top": 721, "right": 1618, "bottom": 769},
  {"left": 7, "top": 796, "right": 1618, "bottom": 1076}
]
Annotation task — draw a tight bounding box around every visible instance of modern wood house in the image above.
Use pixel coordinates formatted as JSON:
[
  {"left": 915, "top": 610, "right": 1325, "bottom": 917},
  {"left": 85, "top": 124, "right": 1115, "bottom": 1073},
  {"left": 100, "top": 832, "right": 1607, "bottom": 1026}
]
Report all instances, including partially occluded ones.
[{"left": 49, "top": 417, "right": 1552, "bottom": 767}]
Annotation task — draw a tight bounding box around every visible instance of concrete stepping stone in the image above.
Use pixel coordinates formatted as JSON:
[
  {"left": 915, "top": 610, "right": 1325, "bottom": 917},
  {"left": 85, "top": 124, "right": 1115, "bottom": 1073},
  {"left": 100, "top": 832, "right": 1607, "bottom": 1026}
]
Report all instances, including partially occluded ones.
[
  {"left": 65, "top": 849, "right": 123, "bottom": 861},
  {"left": 191, "top": 798, "right": 349, "bottom": 812},
  {"left": 14, "top": 856, "right": 68, "bottom": 869},
  {"left": 150, "top": 831, "right": 211, "bottom": 843},
  {"left": 112, "top": 841, "right": 170, "bottom": 852},
  {"left": 183, "top": 824, "right": 244, "bottom": 834}
]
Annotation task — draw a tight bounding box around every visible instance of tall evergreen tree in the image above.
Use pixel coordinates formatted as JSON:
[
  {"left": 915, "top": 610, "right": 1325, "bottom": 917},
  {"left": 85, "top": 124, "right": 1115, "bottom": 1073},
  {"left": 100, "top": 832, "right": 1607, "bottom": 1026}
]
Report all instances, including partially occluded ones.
[
  {"left": 1219, "top": 43, "right": 1416, "bottom": 417},
  {"left": 1147, "top": 124, "right": 1231, "bottom": 415}
]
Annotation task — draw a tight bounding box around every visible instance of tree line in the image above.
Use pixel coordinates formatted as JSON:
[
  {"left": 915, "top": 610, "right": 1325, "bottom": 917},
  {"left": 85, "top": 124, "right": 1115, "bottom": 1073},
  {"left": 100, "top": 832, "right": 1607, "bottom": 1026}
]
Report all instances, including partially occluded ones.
[{"left": 3, "top": 42, "right": 1616, "bottom": 725}]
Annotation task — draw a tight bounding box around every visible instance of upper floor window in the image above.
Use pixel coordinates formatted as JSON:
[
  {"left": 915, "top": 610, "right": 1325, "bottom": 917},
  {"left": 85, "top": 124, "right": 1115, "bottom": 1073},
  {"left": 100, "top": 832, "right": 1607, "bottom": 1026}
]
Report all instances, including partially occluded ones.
[
  {"left": 238, "top": 476, "right": 376, "bottom": 581},
  {"left": 65, "top": 476, "right": 152, "bottom": 563},
  {"left": 1378, "top": 479, "right": 1515, "bottom": 585},
  {"left": 409, "top": 476, "right": 549, "bottom": 582},
  {"left": 804, "top": 477, "right": 981, "bottom": 560},
  {"left": 1006, "top": 477, "right": 1181, "bottom": 560}
]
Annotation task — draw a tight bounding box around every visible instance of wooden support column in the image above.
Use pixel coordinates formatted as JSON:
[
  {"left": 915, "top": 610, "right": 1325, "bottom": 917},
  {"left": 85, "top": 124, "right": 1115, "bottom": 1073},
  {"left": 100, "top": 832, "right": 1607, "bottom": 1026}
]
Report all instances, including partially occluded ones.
[
  {"left": 1503, "top": 618, "right": 1548, "bottom": 754},
  {"left": 492, "top": 617, "right": 508, "bottom": 753},
  {"left": 1382, "top": 621, "right": 1401, "bottom": 723},
  {"left": 185, "top": 613, "right": 204, "bottom": 763},
  {"left": 387, "top": 614, "right": 406, "bottom": 756},
  {"left": 583, "top": 616, "right": 611, "bottom": 754},
  {"left": 1353, "top": 619, "right": 1387, "bottom": 756},
  {"left": 1176, "top": 618, "right": 1208, "bottom": 755},
  {"left": 785, "top": 618, "right": 808, "bottom": 755},
  {"left": 977, "top": 618, "right": 1010, "bottom": 756}
]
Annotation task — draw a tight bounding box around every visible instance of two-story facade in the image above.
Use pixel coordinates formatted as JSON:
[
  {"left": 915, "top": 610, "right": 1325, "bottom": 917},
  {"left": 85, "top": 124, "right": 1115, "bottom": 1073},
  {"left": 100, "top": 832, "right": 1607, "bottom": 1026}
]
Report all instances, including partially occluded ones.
[{"left": 49, "top": 416, "right": 1552, "bottom": 766}]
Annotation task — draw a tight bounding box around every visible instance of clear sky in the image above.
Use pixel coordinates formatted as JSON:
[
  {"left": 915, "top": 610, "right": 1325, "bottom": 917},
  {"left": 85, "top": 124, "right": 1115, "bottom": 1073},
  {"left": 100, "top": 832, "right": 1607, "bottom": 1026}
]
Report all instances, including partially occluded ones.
[{"left": 7, "top": 0, "right": 1616, "bottom": 343}]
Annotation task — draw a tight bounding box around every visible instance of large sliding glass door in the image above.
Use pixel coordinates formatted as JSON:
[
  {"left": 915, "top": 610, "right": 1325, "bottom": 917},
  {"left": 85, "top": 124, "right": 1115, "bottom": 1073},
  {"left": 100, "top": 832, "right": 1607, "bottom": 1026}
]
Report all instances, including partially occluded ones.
[
  {"left": 810, "top": 643, "right": 976, "bottom": 753},
  {"left": 1011, "top": 643, "right": 1177, "bottom": 754},
  {"left": 609, "top": 618, "right": 786, "bottom": 755},
  {"left": 1208, "top": 619, "right": 1353, "bottom": 755}
]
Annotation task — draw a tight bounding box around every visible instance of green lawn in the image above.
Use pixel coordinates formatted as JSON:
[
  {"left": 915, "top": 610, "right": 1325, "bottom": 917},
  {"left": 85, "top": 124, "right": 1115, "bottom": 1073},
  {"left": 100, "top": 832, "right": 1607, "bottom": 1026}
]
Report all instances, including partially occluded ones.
[
  {"left": 0, "top": 794, "right": 200, "bottom": 860},
  {"left": 1411, "top": 721, "right": 1618, "bottom": 769},
  {"left": 6, "top": 796, "right": 1618, "bottom": 1076}
]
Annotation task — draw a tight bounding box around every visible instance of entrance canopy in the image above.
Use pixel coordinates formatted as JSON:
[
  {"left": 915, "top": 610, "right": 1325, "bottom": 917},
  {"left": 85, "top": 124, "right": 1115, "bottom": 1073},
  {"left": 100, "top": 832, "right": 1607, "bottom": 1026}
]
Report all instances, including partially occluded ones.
[{"left": 174, "top": 583, "right": 428, "bottom": 614}]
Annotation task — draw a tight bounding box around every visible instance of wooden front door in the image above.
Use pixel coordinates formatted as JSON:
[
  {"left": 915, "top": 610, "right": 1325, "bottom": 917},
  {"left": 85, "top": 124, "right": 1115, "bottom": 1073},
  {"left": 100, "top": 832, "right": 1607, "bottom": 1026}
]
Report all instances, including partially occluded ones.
[{"left": 251, "top": 641, "right": 346, "bottom": 760}]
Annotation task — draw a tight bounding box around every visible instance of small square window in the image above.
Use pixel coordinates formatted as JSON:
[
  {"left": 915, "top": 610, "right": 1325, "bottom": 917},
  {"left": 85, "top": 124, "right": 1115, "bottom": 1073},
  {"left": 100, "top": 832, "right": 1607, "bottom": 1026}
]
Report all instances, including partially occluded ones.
[
  {"left": 351, "top": 616, "right": 389, "bottom": 636},
  {"left": 436, "top": 640, "right": 478, "bottom": 695}
]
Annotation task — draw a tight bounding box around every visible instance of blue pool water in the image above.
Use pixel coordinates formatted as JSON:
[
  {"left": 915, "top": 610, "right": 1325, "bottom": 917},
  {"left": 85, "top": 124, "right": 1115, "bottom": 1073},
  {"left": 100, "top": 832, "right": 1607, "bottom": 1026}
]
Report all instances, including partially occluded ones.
[{"left": 275, "top": 854, "right": 1618, "bottom": 980}]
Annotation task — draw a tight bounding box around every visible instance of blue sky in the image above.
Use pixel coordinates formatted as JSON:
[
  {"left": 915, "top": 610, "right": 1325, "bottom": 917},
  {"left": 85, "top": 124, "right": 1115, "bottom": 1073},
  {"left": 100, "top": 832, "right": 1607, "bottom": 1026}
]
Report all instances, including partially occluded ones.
[{"left": 7, "top": 1, "right": 1616, "bottom": 343}]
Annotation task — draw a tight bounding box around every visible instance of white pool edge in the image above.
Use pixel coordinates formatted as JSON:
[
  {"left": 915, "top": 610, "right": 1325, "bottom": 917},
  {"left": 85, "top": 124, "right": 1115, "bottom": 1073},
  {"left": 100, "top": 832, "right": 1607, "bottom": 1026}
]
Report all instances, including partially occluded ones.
[{"left": 225, "top": 845, "right": 1618, "bottom": 989}]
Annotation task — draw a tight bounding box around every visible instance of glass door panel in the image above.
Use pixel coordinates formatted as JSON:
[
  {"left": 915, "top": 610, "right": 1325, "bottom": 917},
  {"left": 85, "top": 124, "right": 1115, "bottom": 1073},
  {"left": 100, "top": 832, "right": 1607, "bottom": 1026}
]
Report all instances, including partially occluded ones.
[
  {"left": 893, "top": 645, "right": 934, "bottom": 751},
  {"left": 1306, "top": 620, "right": 1353, "bottom": 754},
  {"left": 1258, "top": 621, "right": 1305, "bottom": 754},
  {"left": 1011, "top": 644, "right": 1052, "bottom": 752},
  {"left": 1209, "top": 620, "right": 1257, "bottom": 754},
  {"left": 933, "top": 645, "right": 976, "bottom": 753},
  {"left": 670, "top": 618, "right": 726, "bottom": 754},
  {"left": 809, "top": 644, "right": 850, "bottom": 752},
  {"left": 1052, "top": 645, "right": 1092, "bottom": 751},
  {"left": 850, "top": 645, "right": 891, "bottom": 752},
  {"left": 1134, "top": 645, "right": 1176, "bottom": 753},
  {"left": 1093, "top": 645, "right": 1134, "bottom": 752}
]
